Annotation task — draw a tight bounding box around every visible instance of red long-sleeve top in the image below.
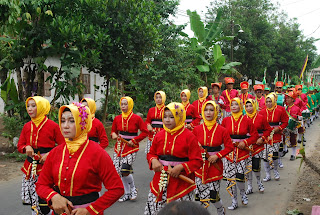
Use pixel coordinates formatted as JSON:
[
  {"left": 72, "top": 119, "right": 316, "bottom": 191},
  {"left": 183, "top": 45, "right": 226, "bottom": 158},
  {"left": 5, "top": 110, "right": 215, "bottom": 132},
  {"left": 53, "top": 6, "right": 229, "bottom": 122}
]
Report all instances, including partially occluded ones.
[
  {"left": 221, "top": 89, "right": 239, "bottom": 112},
  {"left": 184, "top": 103, "right": 201, "bottom": 127},
  {"left": 221, "top": 115, "right": 258, "bottom": 162},
  {"left": 294, "top": 97, "right": 307, "bottom": 111},
  {"left": 88, "top": 118, "right": 109, "bottom": 149},
  {"left": 192, "top": 99, "right": 208, "bottom": 118},
  {"left": 145, "top": 106, "right": 165, "bottom": 141},
  {"left": 208, "top": 95, "right": 226, "bottom": 110},
  {"left": 299, "top": 94, "right": 308, "bottom": 106},
  {"left": 193, "top": 123, "right": 234, "bottom": 184},
  {"left": 286, "top": 104, "right": 302, "bottom": 119},
  {"left": 259, "top": 106, "right": 289, "bottom": 143},
  {"left": 245, "top": 114, "right": 272, "bottom": 156},
  {"left": 257, "top": 96, "right": 266, "bottom": 111},
  {"left": 240, "top": 93, "right": 255, "bottom": 104},
  {"left": 111, "top": 112, "right": 148, "bottom": 157},
  {"left": 147, "top": 128, "right": 203, "bottom": 202},
  {"left": 36, "top": 140, "right": 124, "bottom": 215},
  {"left": 17, "top": 117, "right": 65, "bottom": 179}
]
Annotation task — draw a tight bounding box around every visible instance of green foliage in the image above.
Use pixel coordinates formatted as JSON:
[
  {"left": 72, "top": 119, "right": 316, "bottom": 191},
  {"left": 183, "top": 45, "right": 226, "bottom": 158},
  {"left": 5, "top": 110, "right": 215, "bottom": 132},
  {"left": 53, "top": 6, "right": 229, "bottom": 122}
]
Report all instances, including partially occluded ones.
[
  {"left": 4, "top": 151, "right": 27, "bottom": 162},
  {"left": 0, "top": 113, "right": 24, "bottom": 143},
  {"left": 286, "top": 209, "right": 303, "bottom": 215},
  {"left": 186, "top": 9, "right": 241, "bottom": 83}
]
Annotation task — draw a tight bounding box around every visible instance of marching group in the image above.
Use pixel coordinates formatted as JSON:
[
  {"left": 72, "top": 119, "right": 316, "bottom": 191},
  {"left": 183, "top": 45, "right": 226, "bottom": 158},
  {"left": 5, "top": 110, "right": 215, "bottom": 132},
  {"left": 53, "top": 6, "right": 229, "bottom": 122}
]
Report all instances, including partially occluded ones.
[{"left": 17, "top": 77, "right": 320, "bottom": 215}]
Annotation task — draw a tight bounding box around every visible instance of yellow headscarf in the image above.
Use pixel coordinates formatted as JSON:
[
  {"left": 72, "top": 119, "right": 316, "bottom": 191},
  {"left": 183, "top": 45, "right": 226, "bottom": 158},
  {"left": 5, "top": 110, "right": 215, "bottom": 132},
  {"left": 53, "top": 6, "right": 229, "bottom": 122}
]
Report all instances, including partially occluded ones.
[
  {"left": 266, "top": 94, "right": 276, "bottom": 111},
  {"left": 202, "top": 101, "right": 218, "bottom": 130},
  {"left": 198, "top": 87, "right": 208, "bottom": 102},
  {"left": 180, "top": 89, "right": 191, "bottom": 106},
  {"left": 245, "top": 98, "right": 257, "bottom": 119},
  {"left": 59, "top": 103, "right": 92, "bottom": 155},
  {"left": 26, "top": 96, "right": 51, "bottom": 127},
  {"left": 120, "top": 96, "right": 134, "bottom": 119},
  {"left": 163, "top": 102, "right": 186, "bottom": 134},
  {"left": 230, "top": 97, "right": 243, "bottom": 121},
  {"left": 154, "top": 91, "right": 166, "bottom": 109},
  {"left": 80, "top": 98, "right": 96, "bottom": 119}
]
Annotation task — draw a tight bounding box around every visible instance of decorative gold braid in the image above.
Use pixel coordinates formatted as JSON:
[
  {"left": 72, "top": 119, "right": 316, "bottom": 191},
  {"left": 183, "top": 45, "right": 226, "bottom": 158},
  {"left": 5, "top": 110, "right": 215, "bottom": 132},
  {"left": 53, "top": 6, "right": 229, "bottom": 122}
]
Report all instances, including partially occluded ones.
[{"left": 226, "top": 178, "right": 236, "bottom": 197}]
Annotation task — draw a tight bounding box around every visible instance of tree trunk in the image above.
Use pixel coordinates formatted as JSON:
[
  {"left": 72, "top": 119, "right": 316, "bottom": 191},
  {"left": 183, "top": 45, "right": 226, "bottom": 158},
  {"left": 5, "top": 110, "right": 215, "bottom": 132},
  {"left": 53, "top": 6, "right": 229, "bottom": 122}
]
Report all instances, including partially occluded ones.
[
  {"left": 102, "top": 77, "right": 110, "bottom": 125},
  {"left": 78, "top": 67, "right": 84, "bottom": 100},
  {"left": 0, "top": 69, "right": 8, "bottom": 85},
  {"left": 16, "top": 67, "right": 25, "bottom": 101},
  {"left": 37, "top": 70, "right": 44, "bottom": 96}
]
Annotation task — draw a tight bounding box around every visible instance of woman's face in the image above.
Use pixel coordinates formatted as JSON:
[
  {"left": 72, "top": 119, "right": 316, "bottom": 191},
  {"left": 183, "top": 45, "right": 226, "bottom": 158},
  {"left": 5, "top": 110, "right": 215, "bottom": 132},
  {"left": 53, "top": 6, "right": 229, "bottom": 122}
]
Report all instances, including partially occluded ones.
[
  {"left": 204, "top": 104, "right": 215, "bottom": 121},
  {"left": 155, "top": 94, "right": 162, "bottom": 105},
  {"left": 121, "top": 99, "right": 129, "bottom": 113},
  {"left": 27, "top": 99, "right": 37, "bottom": 118},
  {"left": 231, "top": 101, "right": 240, "bottom": 113},
  {"left": 163, "top": 110, "right": 176, "bottom": 129},
  {"left": 61, "top": 111, "right": 76, "bottom": 139},
  {"left": 181, "top": 93, "right": 188, "bottom": 102},
  {"left": 198, "top": 89, "right": 204, "bottom": 98},
  {"left": 266, "top": 98, "right": 273, "bottom": 108},
  {"left": 245, "top": 102, "right": 254, "bottom": 114}
]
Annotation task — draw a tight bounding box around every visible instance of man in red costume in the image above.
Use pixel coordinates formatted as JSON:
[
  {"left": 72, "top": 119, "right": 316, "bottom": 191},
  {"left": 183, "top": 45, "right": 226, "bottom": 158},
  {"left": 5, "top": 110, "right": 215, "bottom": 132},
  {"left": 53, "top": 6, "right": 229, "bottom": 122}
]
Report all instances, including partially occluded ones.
[
  {"left": 240, "top": 81, "right": 255, "bottom": 104},
  {"left": 254, "top": 84, "right": 265, "bottom": 111},
  {"left": 221, "top": 77, "right": 239, "bottom": 117}
]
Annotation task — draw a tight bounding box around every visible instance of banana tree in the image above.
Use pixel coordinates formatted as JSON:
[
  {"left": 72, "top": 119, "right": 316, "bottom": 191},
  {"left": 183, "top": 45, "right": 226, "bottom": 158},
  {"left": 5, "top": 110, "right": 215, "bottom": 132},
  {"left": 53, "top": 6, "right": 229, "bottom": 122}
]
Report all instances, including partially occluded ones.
[{"left": 187, "top": 9, "right": 241, "bottom": 83}]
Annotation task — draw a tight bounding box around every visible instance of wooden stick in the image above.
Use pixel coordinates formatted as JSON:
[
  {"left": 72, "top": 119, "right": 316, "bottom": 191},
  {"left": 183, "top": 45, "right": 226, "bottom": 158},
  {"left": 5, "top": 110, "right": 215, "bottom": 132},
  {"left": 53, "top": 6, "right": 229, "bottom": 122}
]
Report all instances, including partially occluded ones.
[
  {"left": 167, "top": 165, "right": 195, "bottom": 185},
  {"left": 119, "top": 137, "right": 138, "bottom": 147},
  {"left": 234, "top": 142, "right": 254, "bottom": 153}
]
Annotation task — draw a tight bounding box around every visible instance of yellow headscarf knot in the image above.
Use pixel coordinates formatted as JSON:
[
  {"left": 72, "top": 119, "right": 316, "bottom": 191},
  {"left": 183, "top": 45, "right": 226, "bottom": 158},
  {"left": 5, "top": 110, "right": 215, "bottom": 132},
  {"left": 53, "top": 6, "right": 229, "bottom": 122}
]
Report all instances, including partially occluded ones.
[
  {"left": 163, "top": 102, "right": 186, "bottom": 134},
  {"left": 26, "top": 96, "right": 51, "bottom": 127},
  {"left": 266, "top": 94, "right": 276, "bottom": 111},
  {"left": 198, "top": 87, "right": 208, "bottom": 102},
  {"left": 202, "top": 101, "right": 218, "bottom": 130},
  {"left": 59, "top": 102, "right": 92, "bottom": 155},
  {"left": 154, "top": 91, "right": 166, "bottom": 109},
  {"left": 120, "top": 97, "right": 134, "bottom": 119},
  {"left": 180, "top": 89, "right": 191, "bottom": 106},
  {"left": 231, "top": 98, "right": 243, "bottom": 121},
  {"left": 80, "top": 98, "right": 96, "bottom": 119},
  {"left": 245, "top": 98, "right": 257, "bottom": 119}
]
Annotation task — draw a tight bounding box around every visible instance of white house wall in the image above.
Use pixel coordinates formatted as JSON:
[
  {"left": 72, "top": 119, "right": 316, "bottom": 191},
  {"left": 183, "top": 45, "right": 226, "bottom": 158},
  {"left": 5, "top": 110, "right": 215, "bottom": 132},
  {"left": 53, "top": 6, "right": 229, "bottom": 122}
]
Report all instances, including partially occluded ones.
[{"left": 0, "top": 56, "right": 107, "bottom": 113}]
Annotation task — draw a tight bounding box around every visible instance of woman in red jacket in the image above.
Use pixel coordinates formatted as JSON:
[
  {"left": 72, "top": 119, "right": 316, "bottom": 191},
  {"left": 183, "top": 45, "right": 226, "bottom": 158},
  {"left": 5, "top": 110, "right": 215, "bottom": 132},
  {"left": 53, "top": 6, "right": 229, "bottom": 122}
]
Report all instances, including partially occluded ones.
[
  {"left": 18, "top": 96, "right": 65, "bottom": 215},
  {"left": 81, "top": 98, "right": 109, "bottom": 149},
  {"left": 192, "top": 87, "right": 209, "bottom": 119},
  {"left": 221, "top": 98, "right": 258, "bottom": 210},
  {"left": 259, "top": 94, "right": 288, "bottom": 181},
  {"left": 111, "top": 96, "right": 148, "bottom": 202},
  {"left": 144, "top": 102, "right": 203, "bottom": 215},
  {"left": 180, "top": 89, "right": 201, "bottom": 130},
  {"left": 193, "top": 101, "right": 234, "bottom": 215},
  {"left": 145, "top": 91, "right": 166, "bottom": 154},
  {"left": 36, "top": 102, "right": 124, "bottom": 215},
  {"left": 244, "top": 99, "right": 272, "bottom": 195}
]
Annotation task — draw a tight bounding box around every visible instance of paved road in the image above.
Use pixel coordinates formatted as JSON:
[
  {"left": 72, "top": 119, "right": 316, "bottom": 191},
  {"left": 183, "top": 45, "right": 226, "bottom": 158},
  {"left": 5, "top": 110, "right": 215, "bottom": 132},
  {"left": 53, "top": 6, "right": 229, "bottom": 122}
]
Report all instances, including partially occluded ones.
[{"left": 1, "top": 121, "right": 319, "bottom": 215}]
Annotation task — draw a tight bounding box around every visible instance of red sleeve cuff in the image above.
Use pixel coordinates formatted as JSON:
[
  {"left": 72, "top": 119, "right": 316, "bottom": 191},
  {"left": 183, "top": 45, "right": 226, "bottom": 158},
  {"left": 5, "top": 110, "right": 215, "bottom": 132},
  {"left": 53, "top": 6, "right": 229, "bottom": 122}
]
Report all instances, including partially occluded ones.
[
  {"left": 182, "top": 163, "right": 191, "bottom": 174},
  {"left": 46, "top": 191, "right": 58, "bottom": 203},
  {"left": 217, "top": 152, "right": 223, "bottom": 158},
  {"left": 87, "top": 205, "right": 99, "bottom": 215}
]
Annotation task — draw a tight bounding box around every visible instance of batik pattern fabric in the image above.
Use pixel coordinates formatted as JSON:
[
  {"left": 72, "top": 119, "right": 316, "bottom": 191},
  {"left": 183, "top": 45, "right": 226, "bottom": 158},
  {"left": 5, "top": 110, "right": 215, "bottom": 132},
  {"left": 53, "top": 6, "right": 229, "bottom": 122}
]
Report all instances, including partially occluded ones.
[
  {"left": 144, "top": 187, "right": 194, "bottom": 215},
  {"left": 223, "top": 159, "right": 247, "bottom": 197},
  {"left": 262, "top": 142, "right": 280, "bottom": 160},
  {"left": 194, "top": 178, "right": 220, "bottom": 204},
  {"left": 113, "top": 151, "right": 137, "bottom": 175},
  {"left": 21, "top": 174, "right": 44, "bottom": 214}
]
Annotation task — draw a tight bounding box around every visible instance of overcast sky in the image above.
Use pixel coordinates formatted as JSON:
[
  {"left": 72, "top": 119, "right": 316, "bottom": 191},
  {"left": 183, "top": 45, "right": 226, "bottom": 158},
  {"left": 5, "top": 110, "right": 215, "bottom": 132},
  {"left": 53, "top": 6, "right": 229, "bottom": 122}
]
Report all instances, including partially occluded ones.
[{"left": 172, "top": 0, "right": 320, "bottom": 54}]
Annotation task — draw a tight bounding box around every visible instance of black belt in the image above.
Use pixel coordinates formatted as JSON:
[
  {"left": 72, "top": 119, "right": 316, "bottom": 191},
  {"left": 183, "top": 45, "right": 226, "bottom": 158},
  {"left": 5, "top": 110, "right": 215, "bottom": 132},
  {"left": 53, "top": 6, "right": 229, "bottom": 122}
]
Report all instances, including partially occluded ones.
[
  {"left": 26, "top": 148, "right": 53, "bottom": 163},
  {"left": 230, "top": 135, "right": 249, "bottom": 139},
  {"left": 269, "top": 122, "right": 280, "bottom": 126},
  {"left": 202, "top": 146, "right": 222, "bottom": 152},
  {"left": 89, "top": 137, "right": 99, "bottom": 142},
  {"left": 151, "top": 119, "right": 163, "bottom": 128},
  {"left": 257, "top": 130, "right": 264, "bottom": 134},
  {"left": 158, "top": 155, "right": 189, "bottom": 162},
  {"left": 186, "top": 116, "right": 193, "bottom": 119},
  {"left": 119, "top": 131, "right": 138, "bottom": 141},
  {"left": 63, "top": 192, "right": 99, "bottom": 205},
  {"left": 53, "top": 192, "right": 99, "bottom": 214}
]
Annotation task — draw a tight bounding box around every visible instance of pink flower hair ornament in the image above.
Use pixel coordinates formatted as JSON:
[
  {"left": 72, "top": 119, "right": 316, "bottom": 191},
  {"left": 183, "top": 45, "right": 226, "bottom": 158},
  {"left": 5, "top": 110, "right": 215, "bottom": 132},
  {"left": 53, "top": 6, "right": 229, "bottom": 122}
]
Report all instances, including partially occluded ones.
[{"left": 73, "top": 102, "right": 89, "bottom": 130}]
